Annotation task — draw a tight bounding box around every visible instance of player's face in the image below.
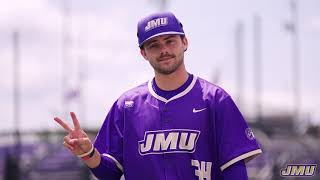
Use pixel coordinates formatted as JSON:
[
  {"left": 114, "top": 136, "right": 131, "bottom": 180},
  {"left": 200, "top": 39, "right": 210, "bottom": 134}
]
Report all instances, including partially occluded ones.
[{"left": 140, "top": 34, "right": 188, "bottom": 75}]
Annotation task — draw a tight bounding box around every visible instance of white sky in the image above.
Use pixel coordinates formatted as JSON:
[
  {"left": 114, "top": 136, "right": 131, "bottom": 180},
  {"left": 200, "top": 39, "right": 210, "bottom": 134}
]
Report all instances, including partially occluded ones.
[{"left": 0, "top": 0, "right": 319, "bottom": 131}]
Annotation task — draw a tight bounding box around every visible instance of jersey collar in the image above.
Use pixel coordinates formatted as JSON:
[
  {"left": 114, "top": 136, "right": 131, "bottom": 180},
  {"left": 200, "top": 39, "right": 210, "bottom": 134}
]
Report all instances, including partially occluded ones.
[{"left": 148, "top": 75, "right": 197, "bottom": 103}]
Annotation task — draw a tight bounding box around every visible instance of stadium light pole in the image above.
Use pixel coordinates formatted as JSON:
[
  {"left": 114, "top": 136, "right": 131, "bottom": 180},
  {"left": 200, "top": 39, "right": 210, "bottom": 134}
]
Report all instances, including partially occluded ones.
[
  {"left": 13, "top": 29, "right": 21, "bottom": 179},
  {"left": 290, "top": 0, "right": 301, "bottom": 120},
  {"left": 159, "top": 0, "right": 167, "bottom": 11},
  {"left": 235, "top": 21, "right": 244, "bottom": 108},
  {"left": 253, "top": 14, "right": 262, "bottom": 121},
  {"left": 61, "top": 0, "right": 72, "bottom": 120},
  {"left": 285, "top": 0, "right": 301, "bottom": 120},
  {"left": 77, "top": 18, "right": 88, "bottom": 128}
]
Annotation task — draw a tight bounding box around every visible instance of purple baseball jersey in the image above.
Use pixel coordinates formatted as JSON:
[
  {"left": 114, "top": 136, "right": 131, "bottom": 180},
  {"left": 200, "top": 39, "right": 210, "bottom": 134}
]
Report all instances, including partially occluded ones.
[{"left": 91, "top": 75, "right": 262, "bottom": 180}]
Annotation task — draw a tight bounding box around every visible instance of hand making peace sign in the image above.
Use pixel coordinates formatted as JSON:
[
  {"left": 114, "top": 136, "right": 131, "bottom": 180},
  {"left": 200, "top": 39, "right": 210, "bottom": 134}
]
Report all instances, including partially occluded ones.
[{"left": 54, "top": 112, "right": 93, "bottom": 156}]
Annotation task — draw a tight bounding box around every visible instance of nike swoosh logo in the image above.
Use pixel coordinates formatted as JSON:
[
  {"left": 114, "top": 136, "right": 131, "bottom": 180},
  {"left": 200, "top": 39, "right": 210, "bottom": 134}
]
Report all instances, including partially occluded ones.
[{"left": 193, "top": 108, "right": 207, "bottom": 113}]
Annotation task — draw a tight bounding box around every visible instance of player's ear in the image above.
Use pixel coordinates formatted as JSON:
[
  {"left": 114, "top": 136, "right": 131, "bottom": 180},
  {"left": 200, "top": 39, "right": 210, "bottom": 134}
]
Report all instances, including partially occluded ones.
[
  {"left": 140, "top": 48, "right": 148, "bottom": 61},
  {"left": 182, "top": 36, "right": 188, "bottom": 52}
]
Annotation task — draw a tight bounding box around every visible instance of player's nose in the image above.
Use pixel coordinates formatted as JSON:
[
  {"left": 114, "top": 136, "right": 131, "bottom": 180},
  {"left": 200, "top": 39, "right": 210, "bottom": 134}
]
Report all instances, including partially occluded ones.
[{"left": 159, "top": 43, "right": 170, "bottom": 56}]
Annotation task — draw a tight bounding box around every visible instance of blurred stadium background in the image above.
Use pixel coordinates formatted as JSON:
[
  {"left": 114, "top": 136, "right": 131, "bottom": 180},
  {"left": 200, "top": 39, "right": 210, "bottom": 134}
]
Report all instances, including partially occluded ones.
[{"left": 0, "top": 0, "right": 319, "bottom": 179}]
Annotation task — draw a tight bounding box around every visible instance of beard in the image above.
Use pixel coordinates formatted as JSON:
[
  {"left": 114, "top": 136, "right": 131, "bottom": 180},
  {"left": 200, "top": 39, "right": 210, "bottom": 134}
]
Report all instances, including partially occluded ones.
[{"left": 149, "top": 54, "right": 184, "bottom": 75}]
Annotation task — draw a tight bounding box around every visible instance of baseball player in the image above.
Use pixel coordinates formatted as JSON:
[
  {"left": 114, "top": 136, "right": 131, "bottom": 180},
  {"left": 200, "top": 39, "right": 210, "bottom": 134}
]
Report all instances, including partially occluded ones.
[{"left": 54, "top": 12, "right": 262, "bottom": 180}]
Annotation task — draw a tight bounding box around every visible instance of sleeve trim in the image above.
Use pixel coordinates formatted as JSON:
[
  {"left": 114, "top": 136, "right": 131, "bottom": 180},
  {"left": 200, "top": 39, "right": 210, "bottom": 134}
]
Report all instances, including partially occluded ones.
[
  {"left": 220, "top": 149, "right": 262, "bottom": 171},
  {"left": 102, "top": 153, "right": 124, "bottom": 172}
]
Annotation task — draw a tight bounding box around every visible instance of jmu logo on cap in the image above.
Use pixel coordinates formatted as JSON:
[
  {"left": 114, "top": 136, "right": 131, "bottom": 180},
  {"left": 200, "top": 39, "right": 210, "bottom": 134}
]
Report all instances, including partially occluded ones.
[
  {"left": 138, "top": 129, "right": 200, "bottom": 155},
  {"left": 145, "top": 17, "right": 168, "bottom": 31}
]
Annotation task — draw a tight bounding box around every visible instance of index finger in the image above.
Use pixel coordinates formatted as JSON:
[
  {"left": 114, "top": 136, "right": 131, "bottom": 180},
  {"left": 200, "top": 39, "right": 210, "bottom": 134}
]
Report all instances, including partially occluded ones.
[
  {"left": 70, "top": 112, "right": 81, "bottom": 130},
  {"left": 54, "top": 117, "right": 73, "bottom": 132}
]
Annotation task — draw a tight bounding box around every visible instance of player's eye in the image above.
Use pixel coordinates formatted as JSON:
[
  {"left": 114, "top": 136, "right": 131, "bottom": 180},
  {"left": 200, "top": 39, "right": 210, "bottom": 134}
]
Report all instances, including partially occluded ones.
[
  {"left": 147, "top": 43, "right": 160, "bottom": 49},
  {"left": 166, "top": 38, "right": 176, "bottom": 45}
]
